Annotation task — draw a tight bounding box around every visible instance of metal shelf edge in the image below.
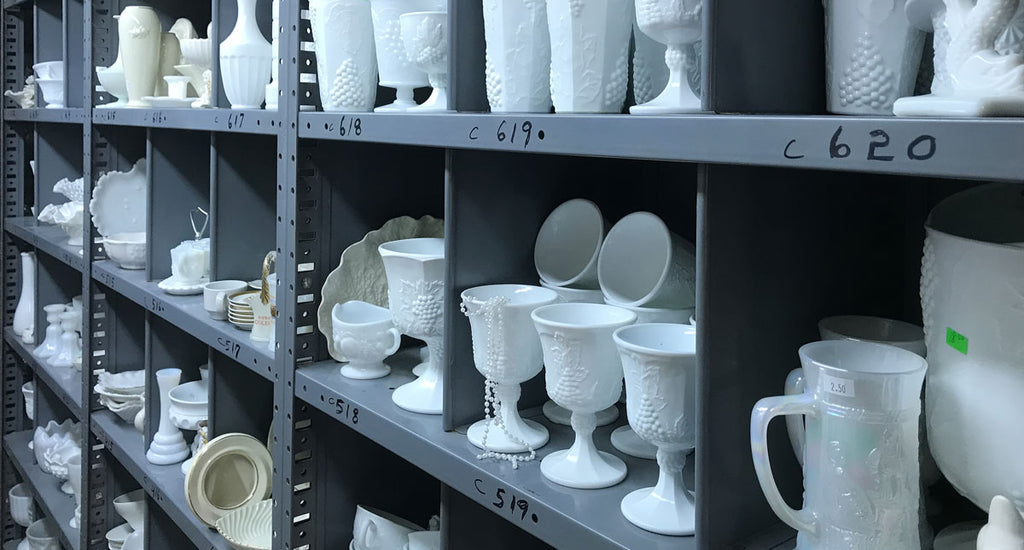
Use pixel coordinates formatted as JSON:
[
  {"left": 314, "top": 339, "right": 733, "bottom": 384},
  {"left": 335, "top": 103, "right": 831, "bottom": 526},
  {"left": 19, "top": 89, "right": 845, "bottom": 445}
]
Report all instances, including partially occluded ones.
[
  {"left": 91, "top": 261, "right": 277, "bottom": 382},
  {"left": 4, "top": 328, "right": 84, "bottom": 421},
  {"left": 92, "top": 108, "right": 282, "bottom": 135},
  {"left": 2, "top": 108, "right": 86, "bottom": 124},
  {"left": 5, "top": 218, "right": 86, "bottom": 272},
  {"left": 297, "top": 112, "right": 1024, "bottom": 182}
]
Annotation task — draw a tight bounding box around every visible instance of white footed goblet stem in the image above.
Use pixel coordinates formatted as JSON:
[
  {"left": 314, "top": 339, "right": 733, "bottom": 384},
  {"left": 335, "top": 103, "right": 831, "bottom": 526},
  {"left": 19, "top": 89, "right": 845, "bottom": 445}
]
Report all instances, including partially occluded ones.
[
  {"left": 621, "top": 448, "right": 695, "bottom": 535},
  {"left": 541, "top": 412, "right": 627, "bottom": 489},
  {"left": 392, "top": 335, "right": 444, "bottom": 414},
  {"left": 415, "top": 73, "right": 448, "bottom": 110},
  {"left": 468, "top": 382, "right": 549, "bottom": 454},
  {"left": 631, "top": 44, "right": 700, "bottom": 114},
  {"left": 147, "top": 368, "right": 190, "bottom": 465}
]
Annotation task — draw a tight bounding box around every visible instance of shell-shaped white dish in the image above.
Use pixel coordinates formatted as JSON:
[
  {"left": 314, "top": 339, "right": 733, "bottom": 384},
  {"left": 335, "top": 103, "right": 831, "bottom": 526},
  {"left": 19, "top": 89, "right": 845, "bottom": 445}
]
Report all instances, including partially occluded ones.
[
  {"left": 316, "top": 215, "right": 444, "bottom": 362},
  {"left": 215, "top": 499, "right": 272, "bottom": 550},
  {"left": 90, "top": 159, "right": 147, "bottom": 238},
  {"left": 96, "top": 370, "right": 145, "bottom": 393}
]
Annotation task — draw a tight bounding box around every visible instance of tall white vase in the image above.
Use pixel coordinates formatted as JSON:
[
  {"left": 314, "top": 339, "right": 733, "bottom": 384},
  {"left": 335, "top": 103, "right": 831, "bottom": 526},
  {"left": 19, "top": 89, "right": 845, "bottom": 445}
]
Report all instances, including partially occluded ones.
[
  {"left": 546, "top": 0, "right": 633, "bottom": 113},
  {"left": 824, "top": 0, "right": 925, "bottom": 115},
  {"left": 147, "top": 368, "right": 190, "bottom": 465},
  {"left": 264, "top": 0, "right": 280, "bottom": 109},
  {"left": 118, "top": 6, "right": 162, "bottom": 108},
  {"left": 482, "top": 0, "right": 552, "bottom": 112},
  {"left": 310, "top": 0, "right": 378, "bottom": 112},
  {"left": 67, "top": 455, "right": 81, "bottom": 529},
  {"left": 13, "top": 252, "right": 35, "bottom": 341},
  {"left": 220, "top": 0, "right": 273, "bottom": 109},
  {"left": 369, "top": 0, "right": 444, "bottom": 111}
]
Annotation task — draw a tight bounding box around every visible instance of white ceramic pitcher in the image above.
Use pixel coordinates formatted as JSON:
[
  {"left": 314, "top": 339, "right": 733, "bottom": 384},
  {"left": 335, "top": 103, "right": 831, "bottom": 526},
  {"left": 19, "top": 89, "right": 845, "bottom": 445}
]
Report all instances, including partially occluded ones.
[{"left": 751, "top": 340, "right": 927, "bottom": 550}]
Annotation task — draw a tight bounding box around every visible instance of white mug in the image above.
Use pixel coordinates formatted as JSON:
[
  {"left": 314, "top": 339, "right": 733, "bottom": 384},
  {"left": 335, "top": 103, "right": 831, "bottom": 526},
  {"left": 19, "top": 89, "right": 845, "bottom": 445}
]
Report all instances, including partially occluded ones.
[
  {"left": 352, "top": 505, "right": 420, "bottom": 550},
  {"left": 203, "top": 280, "right": 247, "bottom": 320}
]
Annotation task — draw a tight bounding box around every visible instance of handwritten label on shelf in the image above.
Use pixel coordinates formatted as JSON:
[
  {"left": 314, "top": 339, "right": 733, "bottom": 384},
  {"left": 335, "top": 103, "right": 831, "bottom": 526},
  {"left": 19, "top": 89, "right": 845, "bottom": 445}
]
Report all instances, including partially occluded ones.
[
  {"left": 62, "top": 110, "right": 74, "bottom": 122},
  {"left": 148, "top": 111, "right": 167, "bottom": 125},
  {"left": 474, "top": 478, "right": 539, "bottom": 525},
  {"left": 96, "top": 271, "right": 116, "bottom": 289},
  {"left": 226, "top": 112, "right": 245, "bottom": 130},
  {"left": 145, "top": 296, "right": 165, "bottom": 313},
  {"left": 946, "top": 327, "right": 968, "bottom": 355},
  {"left": 327, "top": 396, "right": 359, "bottom": 425},
  {"left": 332, "top": 115, "right": 363, "bottom": 137},
  {"left": 217, "top": 337, "right": 242, "bottom": 359},
  {"left": 27, "top": 110, "right": 39, "bottom": 120},
  {"left": 822, "top": 373, "right": 855, "bottom": 398},
  {"left": 468, "top": 119, "right": 546, "bottom": 150},
  {"left": 95, "top": 110, "right": 118, "bottom": 123},
  {"left": 783, "top": 126, "right": 937, "bottom": 163}
]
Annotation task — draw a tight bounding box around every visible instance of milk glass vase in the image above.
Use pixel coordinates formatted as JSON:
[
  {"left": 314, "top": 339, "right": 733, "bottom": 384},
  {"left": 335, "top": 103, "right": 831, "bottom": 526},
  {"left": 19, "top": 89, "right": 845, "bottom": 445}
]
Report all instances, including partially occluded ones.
[
  {"left": 13, "top": 252, "right": 35, "bottom": 341},
  {"left": 118, "top": 6, "right": 161, "bottom": 108},
  {"left": 482, "top": 0, "right": 552, "bottom": 112},
  {"left": 629, "top": 0, "right": 703, "bottom": 114},
  {"left": 220, "top": 0, "right": 273, "bottom": 109},
  {"left": 310, "top": 0, "right": 377, "bottom": 112},
  {"left": 751, "top": 340, "right": 927, "bottom": 550}
]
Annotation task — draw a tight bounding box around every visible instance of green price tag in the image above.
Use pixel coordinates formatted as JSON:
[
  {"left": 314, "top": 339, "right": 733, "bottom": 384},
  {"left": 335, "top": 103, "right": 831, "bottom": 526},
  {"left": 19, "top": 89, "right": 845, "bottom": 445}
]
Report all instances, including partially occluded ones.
[{"left": 946, "top": 327, "right": 968, "bottom": 355}]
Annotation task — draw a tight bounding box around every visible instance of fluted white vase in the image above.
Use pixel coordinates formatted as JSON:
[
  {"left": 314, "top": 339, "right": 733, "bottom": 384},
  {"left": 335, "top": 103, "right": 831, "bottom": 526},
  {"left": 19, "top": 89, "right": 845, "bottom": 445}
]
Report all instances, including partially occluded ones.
[
  {"left": 220, "top": 0, "right": 273, "bottom": 109},
  {"left": 118, "top": 6, "right": 161, "bottom": 108},
  {"left": 310, "top": 0, "right": 378, "bottom": 112},
  {"left": 13, "top": 252, "right": 35, "bottom": 340},
  {"left": 146, "top": 368, "right": 190, "bottom": 464}
]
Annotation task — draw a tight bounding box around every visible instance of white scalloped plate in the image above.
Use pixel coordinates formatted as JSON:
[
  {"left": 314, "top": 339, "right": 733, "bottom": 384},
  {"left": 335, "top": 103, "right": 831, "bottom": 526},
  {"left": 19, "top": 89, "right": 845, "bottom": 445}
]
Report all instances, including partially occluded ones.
[
  {"left": 316, "top": 215, "right": 444, "bottom": 363},
  {"left": 90, "top": 159, "right": 147, "bottom": 238},
  {"left": 215, "top": 499, "right": 272, "bottom": 550},
  {"left": 95, "top": 370, "right": 145, "bottom": 393}
]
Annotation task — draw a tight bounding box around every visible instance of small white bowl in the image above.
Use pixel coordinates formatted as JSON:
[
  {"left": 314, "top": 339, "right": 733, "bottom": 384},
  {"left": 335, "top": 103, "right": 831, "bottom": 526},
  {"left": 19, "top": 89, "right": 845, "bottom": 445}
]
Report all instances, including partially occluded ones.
[
  {"left": 179, "top": 38, "right": 211, "bottom": 67},
  {"left": 8, "top": 483, "right": 34, "bottom": 527},
  {"left": 113, "top": 489, "right": 146, "bottom": 532},
  {"left": 169, "top": 380, "right": 208, "bottom": 430},
  {"left": 26, "top": 518, "right": 59, "bottom": 550},
  {"left": 103, "top": 233, "right": 146, "bottom": 270},
  {"left": 32, "top": 61, "right": 63, "bottom": 80},
  {"left": 34, "top": 78, "right": 64, "bottom": 109}
]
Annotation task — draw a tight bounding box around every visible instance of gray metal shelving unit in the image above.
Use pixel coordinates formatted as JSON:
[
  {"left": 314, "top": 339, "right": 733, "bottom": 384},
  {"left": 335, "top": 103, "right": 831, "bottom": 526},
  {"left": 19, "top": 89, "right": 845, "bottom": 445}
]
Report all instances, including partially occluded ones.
[{"left": 0, "top": 0, "right": 1019, "bottom": 549}]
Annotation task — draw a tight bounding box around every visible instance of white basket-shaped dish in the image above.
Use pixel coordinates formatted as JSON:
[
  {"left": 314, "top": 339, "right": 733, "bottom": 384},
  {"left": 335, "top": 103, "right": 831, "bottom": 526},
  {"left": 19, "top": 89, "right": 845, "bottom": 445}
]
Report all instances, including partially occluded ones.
[{"left": 215, "top": 499, "right": 272, "bottom": 550}]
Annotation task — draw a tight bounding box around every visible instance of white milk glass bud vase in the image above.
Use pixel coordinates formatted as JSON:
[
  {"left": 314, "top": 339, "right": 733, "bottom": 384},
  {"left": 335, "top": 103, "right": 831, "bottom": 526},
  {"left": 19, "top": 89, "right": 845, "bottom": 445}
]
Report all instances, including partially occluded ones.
[
  {"left": 310, "top": 0, "right": 378, "bottom": 112},
  {"left": 118, "top": 6, "right": 161, "bottom": 108},
  {"left": 483, "top": 0, "right": 552, "bottom": 112},
  {"left": 13, "top": 252, "right": 35, "bottom": 340},
  {"left": 220, "top": 0, "right": 273, "bottom": 109},
  {"left": 147, "top": 368, "right": 190, "bottom": 464},
  {"left": 546, "top": 0, "right": 634, "bottom": 113}
]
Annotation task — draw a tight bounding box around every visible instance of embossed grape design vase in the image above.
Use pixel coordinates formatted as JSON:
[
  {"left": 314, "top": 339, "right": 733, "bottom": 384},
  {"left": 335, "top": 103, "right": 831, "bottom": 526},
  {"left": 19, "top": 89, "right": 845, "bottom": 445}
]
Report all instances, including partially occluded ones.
[
  {"left": 750, "top": 340, "right": 927, "bottom": 550},
  {"left": 825, "top": 0, "right": 925, "bottom": 115},
  {"left": 532, "top": 303, "right": 637, "bottom": 488},
  {"left": 310, "top": 0, "right": 378, "bottom": 112},
  {"left": 369, "top": 0, "right": 445, "bottom": 111},
  {"left": 379, "top": 238, "right": 445, "bottom": 414},
  {"left": 614, "top": 323, "right": 697, "bottom": 535}
]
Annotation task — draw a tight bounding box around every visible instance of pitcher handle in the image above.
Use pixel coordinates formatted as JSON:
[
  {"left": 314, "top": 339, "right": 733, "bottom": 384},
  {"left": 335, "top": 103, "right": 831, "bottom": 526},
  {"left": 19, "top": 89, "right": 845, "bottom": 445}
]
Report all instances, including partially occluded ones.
[
  {"left": 784, "top": 368, "right": 805, "bottom": 465},
  {"left": 750, "top": 392, "right": 818, "bottom": 536},
  {"left": 384, "top": 327, "right": 402, "bottom": 356}
]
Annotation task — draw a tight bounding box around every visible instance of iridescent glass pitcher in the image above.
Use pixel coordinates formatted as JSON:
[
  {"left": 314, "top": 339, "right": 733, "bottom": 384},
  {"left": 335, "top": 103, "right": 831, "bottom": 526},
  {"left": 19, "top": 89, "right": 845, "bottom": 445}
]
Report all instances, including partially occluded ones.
[{"left": 751, "top": 340, "right": 927, "bottom": 550}]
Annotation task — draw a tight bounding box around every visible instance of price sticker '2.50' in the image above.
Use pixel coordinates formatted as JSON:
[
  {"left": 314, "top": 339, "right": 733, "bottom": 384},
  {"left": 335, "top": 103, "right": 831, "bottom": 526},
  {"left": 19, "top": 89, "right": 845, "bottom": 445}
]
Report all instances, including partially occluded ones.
[{"left": 822, "top": 373, "right": 855, "bottom": 398}]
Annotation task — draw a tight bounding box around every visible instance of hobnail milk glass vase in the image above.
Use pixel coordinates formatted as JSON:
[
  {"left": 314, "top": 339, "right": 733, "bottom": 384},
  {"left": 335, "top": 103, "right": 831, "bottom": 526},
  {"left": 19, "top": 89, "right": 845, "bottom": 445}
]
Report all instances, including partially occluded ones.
[
  {"left": 310, "top": 0, "right": 377, "bottom": 112},
  {"left": 220, "top": 0, "right": 273, "bottom": 109}
]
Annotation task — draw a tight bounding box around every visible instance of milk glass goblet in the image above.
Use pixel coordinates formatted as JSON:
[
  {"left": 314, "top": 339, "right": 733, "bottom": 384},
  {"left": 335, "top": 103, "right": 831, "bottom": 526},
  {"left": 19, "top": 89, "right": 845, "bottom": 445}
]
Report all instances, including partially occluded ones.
[
  {"left": 379, "top": 238, "right": 445, "bottom": 414},
  {"left": 532, "top": 303, "right": 636, "bottom": 489},
  {"left": 400, "top": 11, "right": 449, "bottom": 111},
  {"left": 614, "top": 323, "right": 697, "bottom": 535},
  {"left": 630, "top": 0, "right": 703, "bottom": 114},
  {"left": 461, "top": 284, "right": 558, "bottom": 459}
]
